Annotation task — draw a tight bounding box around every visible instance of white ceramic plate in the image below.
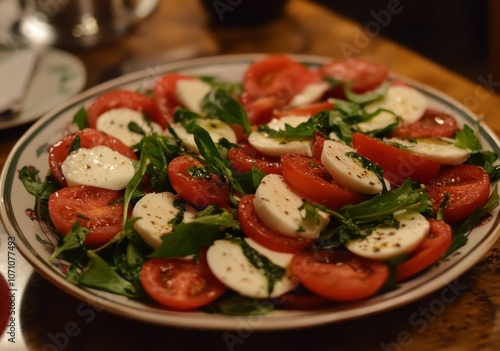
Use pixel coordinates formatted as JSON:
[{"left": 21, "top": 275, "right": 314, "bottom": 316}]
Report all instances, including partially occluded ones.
[
  {"left": 1, "top": 54, "right": 500, "bottom": 331},
  {"left": 0, "top": 48, "right": 86, "bottom": 130}
]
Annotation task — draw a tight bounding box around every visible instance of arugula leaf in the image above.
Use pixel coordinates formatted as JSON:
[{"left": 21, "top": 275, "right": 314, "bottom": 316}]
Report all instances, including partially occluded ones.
[
  {"left": 113, "top": 218, "right": 152, "bottom": 281},
  {"left": 68, "top": 135, "right": 81, "bottom": 155},
  {"left": 344, "top": 80, "right": 389, "bottom": 105},
  {"left": 447, "top": 185, "right": 500, "bottom": 256},
  {"left": 77, "top": 251, "right": 138, "bottom": 298},
  {"left": 207, "top": 293, "right": 275, "bottom": 316},
  {"left": 193, "top": 125, "right": 247, "bottom": 202},
  {"left": 315, "top": 180, "right": 432, "bottom": 246},
  {"left": 339, "top": 179, "right": 432, "bottom": 221},
  {"left": 201, "top": 87, "right": 251, "bottom": 135},
  {"left": 455, "top": 124, "right": 482, "bottom": 152},
  {"left": 18, "top": 166, "right": 61, "bottom": 221},
  {"left": 149, "top": 211, "right": 238, "bottom": 258},
  {"left": 257, "top": 117, "right": 317, "bottom": 140},
  {"left": 49, "top": 222, "right": 89, "bottom": 261},
  {"left": 72, "top": 107, "right": 88, "bottom": 130}
]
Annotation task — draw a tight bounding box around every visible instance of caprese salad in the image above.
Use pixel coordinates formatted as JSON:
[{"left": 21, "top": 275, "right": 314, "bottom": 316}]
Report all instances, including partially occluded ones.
[{"left": 20, "top": 55, "right": 500, "bottom": 315}]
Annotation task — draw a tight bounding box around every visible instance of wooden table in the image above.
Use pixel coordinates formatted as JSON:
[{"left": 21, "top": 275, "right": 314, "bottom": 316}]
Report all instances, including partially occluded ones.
[{"left": 2, "top": 1, "right": 500, "bottom": 350}]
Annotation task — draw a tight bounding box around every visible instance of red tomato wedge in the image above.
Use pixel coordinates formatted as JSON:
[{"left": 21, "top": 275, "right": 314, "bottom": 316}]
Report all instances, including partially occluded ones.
[
  {"left": 168, "top": 155, "right": 231, "bottom": 209},
  {"left": 227, "top": 144, "right": 282, "bottom": 175},
  {"left": 48, "top": 128, "right": 138, "bottom": 187},
  {"left": 291, "top": 250, "right": 389, "bottom": 301},
  {"left": 48, "top": 185, "right": 126, "bottom": 246},
  {"left": 396, "top": 219, "right": 453, "bottom": 282},
  {"left": 352, "top": 132, "right": 441, "bottom": 185},
  {"left": 242, "top": 55, "right": 321, "bottom": 124},
  {"left": 238, "top": 194, "right": 315, "bottom": 253},
  {"left": 391, "top": 109, "right": 458, "bottom": 138},
  {"left": 281, "top": 154, "right": 368, "bottom": 210},
  {"left": 140, "top": 250, "right": 227, "bottom": 311},
  {"left": 152, "top": 73, "right": 196, "bottom": 128},
  {"left": 87, "top": 90, "right": 158, "bottom": 129},
  {"left": 426, "top": 164, "right": 490, "bottom": 223},
  {"left": 320, "top": 59, "right": 388, "bottom": 98}
]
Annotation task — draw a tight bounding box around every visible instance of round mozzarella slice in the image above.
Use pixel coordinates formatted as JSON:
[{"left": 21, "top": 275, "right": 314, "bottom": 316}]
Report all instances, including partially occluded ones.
[
  {"left": 289, "top": 82, "right": 330, "bottom": 107},
  {"left": 321, "top": 140, "right": 384, "bottom": 194},
  {"left": 175, "top": 79, "right": 212, "bottom": 114},
  {"left": 96, "top": 108, "right": 163, "bottom": 147},
  {"left": 253, "top": 174, "right": 329, "bottom": 239},
  {"left": 132, "top": 192, "right": 196, "bottom": 249},
  {"left": 364, "top": 85, "right": 427, "bottom": 126},
  {"left": 61, "top": 145, "right": 135, "bottom": 191},
  {"left": 248, "top": 116, "right": 313, "bottom": 157},
  {"left": 386, "top": 137, "right": 471, "bottom": 165},
  {"left": 345, "top": 210, "right": 430, "bottom": 260},
  {"left": 206, "top": 238, "right": 296, "bottom": 299},
  {"left": 168, "top": 118, "right": 237, "bottom": 153}
]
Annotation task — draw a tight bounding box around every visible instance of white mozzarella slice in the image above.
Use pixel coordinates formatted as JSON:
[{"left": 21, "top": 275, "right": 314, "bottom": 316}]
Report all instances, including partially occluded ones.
[
  {"left": 253, "top": 174, "right": 329, "bottom": 239},
  {"left": 355, "top": 111, "right": 399, "bottom": 133},
  {"left": 345, "top": 210, "right": 430, "bottom": 260},
  {"left": 290, "top": 82, "right": 330, "bottom": 107},
  {"left": 132, "top": 192, "right": 196, "bottom": 249},
  {"left": 168, "top": 118, "right": 237, "bottom": 153},
  {"left": 96, "top": 108, "right": 163, "bottom": 147},
  {"left": 206, "top": 238, "right": 296, "bottom": 299},
  {"left": 175, "top": 79, "right": 212, "bottom": 114},
  {"left": 386, "top": 137, "right": 471, "bottom": 165},
  {"left": 321, "top": 140, "right": 384, "bottom": 194},
  {"left": 61, "top": 145, "right": 135, "bottom": 191},
  {"left": 248, "top": 116, "right": 313, "bottom": 157},
  {"left": 267, "top": 115, "right": 310, "bottom": 129},
  {"left": 364, "top": 86, "right": 427, "bottom": 126}
]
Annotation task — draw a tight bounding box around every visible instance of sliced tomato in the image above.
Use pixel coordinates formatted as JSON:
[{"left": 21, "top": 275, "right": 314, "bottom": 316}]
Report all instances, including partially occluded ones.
[
  {"left": 311, "top": 132, "right": 327, "bottom": 160},
  {"left": 391, "top": 109, "right": 458, "bottom": 138},
  {"left": 274, "top": 101, "right": 334, "bottom": 118},
  {"left": 48, "top": 128, "right": 138, "bottom": 187},
  {"left": 426, "top": 164, "right": 490, "bottom": 223},
  {"left": 281, "top": 154, "right": 368, "bottom": 210},
  {"left": 168, "top": 155, "right": 231, "bottom": 209},
  {"left": 152, "top": 73, "right": 196, "bottom": 128},
  {"left": 140, "top": 250, "right": 227, "bottom": 311},
  {"left": 238, "top": 194, "right": 314, "bottom": 253},
  {"left": 291, "top": 249, "right": 389, "bottom": 301},
  {"left": 320, "top": 59, "right": 388, "bottom": 98},
  {"left": 242, "top": 55, "right": 321, "bottom": 124},
  {"left": 396, "top": 219, "right": 452, "bottom": 281},
  {"left": 48, "top": 185, "right": 126, "bottom": 246},
  {"left": 87, "top": 90, "right": 158, "bottom": 129},
  {"left": 227, "top": 144, "right": 282, "bottom": 175},
  {"left": 352, "top": 132, "right": 441, "bottom": 185}
]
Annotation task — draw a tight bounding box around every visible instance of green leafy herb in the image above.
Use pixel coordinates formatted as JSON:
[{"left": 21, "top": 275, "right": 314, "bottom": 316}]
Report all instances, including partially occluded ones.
[
  {"left": 455, "top": 124, "right": 482, "bottom": 152},
  {"left": 344, "top": 80, "right": 389, "bottom": 105},
  {"left": 18, "top": 166, "right": 61, "bottom": 220},
  {"left": 77, "top": 251, "right": 138, "bottom": 298},
  {"left": 49, "top": 222, "right": 89, "bottom": 261},
  {"left": 207, "top": 293, "right": 275, "bottom": 316},
  {"left": 149, "top": 211, "right": 238, "bottom": 258},
  {"left": 187, "top": 165, "right": 210, "bottom": 179},
  {"left": 68, "top": 135, "right": 81, "bottom": 155},
  {"left": 128, "top": 121, "right": 146, "bottom": 136},
  {"left": 201, "top": 87, "right": 251, "bottom": 135},
  {"left": 446, "top": 185, "right": 500, "bottom": 256},
  {"left": 316, "top": 179, "right": 432, "bottom": 246},
  {"left": 72, "top": 107, "right": 88, "bottom": 130},
  {"left": 193, "top": 125, "right": 247, "bottom": 203}
]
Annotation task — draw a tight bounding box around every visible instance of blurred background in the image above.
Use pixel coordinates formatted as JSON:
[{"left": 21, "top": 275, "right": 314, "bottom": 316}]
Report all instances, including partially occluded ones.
[{"left": 315, "top": 0, "right": 494, "bottom": 82}]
